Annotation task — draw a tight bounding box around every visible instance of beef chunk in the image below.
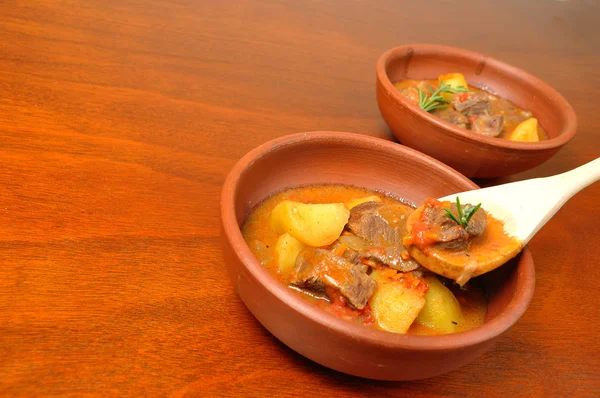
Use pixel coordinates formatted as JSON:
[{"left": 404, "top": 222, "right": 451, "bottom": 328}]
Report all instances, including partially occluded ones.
[
  {"left": 347, "top": 202, "right": 418, "bottom": 270},
  {"left": 464, "top": 204, "right": 487, "bottom": 237},
  {"left": 331, "top": 241, "right": 362, "bottom": 264},
  {"left": 453, "top": 92, "right": 491, "bottom": 117},
  {"left": 329, "top": 241, "right": 368, "bottom": 272},
  {"left": 436, "top": 227, "right": 469, "bottom": 250},
  {"left": 431, "top": 108, "right": 468, "bottom": 129},
  {"left": 360, "top": 246, "right": 420, "bottom": 272},
  {"left": 347, "top": 202, "right": 412, "bottom": 246},
  {"left": 290, "top": 247, "right": 376, "bottom": 309},
  {"left": 419, "top": 203, "right": 487, "bottom": 250},
  {"left": 472, "top": 115, "right": 504, "bottom": 137}
]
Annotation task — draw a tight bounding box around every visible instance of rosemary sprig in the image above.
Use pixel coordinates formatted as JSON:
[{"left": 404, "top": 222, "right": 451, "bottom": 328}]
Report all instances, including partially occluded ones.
[
  {"left": 418, "top": 82, "right": 468, "bottom": 112},
  {"left": 444, "top": 197, "right": 482, "bottom": 228}
]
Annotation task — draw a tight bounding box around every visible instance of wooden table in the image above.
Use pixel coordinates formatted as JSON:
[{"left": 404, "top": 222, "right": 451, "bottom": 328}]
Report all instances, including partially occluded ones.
[{"left": 1, "top": 0, "right": 598, "bottom": 396}]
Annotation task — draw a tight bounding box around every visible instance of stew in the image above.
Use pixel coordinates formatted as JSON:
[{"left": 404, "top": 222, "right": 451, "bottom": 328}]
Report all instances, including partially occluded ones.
[
  {"left": 395, "top": 73, "right": 548, "bottom": 142},
  {"left": 242, "top": 184, "right": 490, "bottom": 336}
]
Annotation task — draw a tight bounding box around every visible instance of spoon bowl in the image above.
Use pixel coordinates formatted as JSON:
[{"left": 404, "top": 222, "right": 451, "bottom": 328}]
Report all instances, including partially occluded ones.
[{"left": 407, "top": 158, "right": 600, "bottom": 282}]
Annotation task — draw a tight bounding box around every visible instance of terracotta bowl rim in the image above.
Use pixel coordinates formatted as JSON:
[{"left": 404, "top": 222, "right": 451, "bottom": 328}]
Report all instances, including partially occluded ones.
[
  {"left": 221, "top": 131, "right": 535, "bottom": 351},
  {"left": 376, "top": 43, "right": 577, "bottom": 151}
]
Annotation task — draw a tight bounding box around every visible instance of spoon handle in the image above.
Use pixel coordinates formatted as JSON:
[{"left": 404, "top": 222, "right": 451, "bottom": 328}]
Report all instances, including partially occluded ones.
[
  {"left": 530, "top": 157, "right": 600, "bottom": 240},
  {"left": 520, "top": 158, "right": 599, "bottom": 242},
  {"left": 553, "top": 157, "right": 600, "bottom": 199},
  {"left": 440, "top": 157, "right": 600, "bottom": 244}
]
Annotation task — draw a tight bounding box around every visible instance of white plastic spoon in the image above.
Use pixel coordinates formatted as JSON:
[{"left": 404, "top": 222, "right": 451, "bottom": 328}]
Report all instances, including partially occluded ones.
[
  {"left": 406, "top": 158, "right": 600, "bottom": 284},
  {"left": 440, "top": 157, "right": 600, "bottom": 245}
]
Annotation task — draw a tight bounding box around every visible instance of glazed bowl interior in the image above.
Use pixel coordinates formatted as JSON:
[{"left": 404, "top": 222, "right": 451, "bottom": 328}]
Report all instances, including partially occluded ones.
[{"left": 221, "top": 131, "right": 535, "bottom": 380}]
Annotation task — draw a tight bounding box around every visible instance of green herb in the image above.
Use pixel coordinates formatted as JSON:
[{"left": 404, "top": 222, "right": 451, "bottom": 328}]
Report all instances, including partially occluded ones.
[
  {"left": 444, "top": 197, "right": 482, "bottom": 228},
  {"left": 418, "top": 82, "right": 468, "bottom": 112}
]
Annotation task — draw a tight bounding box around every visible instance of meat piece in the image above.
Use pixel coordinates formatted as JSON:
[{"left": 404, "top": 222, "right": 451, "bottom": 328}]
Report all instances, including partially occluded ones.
[
  {"left": 329, "top": 241, "right": 367, "bottom": 271},
  {"left": 360, "top": 246, "right": 420, "bottom": 272},
  {"left": 471, "top": 115, "right": 504, "bottom": 137},
  {"left": 420, "top": 204, "right": 466, "bottom": 248},
  {"left": 453, "top": 92, "right": 491, "bottom": 117},
  {"left": 347, "top": 202, "right": 418, "bottom": 270},
  {"left": 436, "top": 227, "right": 470, "bottom": 250},
  {"left": 464, "top": 204, "right": 487, "bottom": 237},
  {"left": 347, "top": 202, "right": 412, "bottom": 246},
  {"left": 431, "top": 108, "right": 468, "bottom": 129},
  {"left": 419, "top": 203, "right": 487, "bottom": 250},
  {"left": 290, "top": 247, "right": 376, "bottom": 309},
  {"left": 340, "top": 245, "right": 362, "bottom": 264}
]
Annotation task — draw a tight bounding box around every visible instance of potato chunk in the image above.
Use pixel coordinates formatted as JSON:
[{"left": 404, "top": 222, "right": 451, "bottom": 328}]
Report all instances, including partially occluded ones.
[
  {"left": 416, "top": 276, "right": 464, "bottom": 333},
  {"left": 274, "top": 233, "right": 305, "bottom": 275},
  {"left": 438, "top": 73, "right": 469, "bottom": 91},
  {"left": 270, "top": 200, "right": 350, "bottom": 247},
  {"left": 369, "top": 270, "right": 426, "bottom": 334},
  {"left": 509, "top": 118, "right": 539, "bottom": 142},
  {"left": 344, "top": 195, "right": 382, "bottom": 210}
]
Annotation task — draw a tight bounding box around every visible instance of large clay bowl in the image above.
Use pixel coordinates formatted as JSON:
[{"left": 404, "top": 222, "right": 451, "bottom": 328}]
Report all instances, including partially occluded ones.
[
  {"left": 376, "top": 43, "right": 577, "bottom": 178},
  {"left": 220, "top": 131, "right": 535, "bottom": 380}
]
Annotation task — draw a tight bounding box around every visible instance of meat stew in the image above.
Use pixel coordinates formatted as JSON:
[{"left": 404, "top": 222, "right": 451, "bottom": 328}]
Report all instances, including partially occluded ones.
[
  {"left": 395, "top": 73, "right": 548, "bottom": 142},
  {"left": 242, "top": 184, "right": 489, "bottom": 336}
]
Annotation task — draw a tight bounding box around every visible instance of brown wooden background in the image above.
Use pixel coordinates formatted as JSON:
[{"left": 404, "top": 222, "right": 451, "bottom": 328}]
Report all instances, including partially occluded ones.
[{"left": 1, "top": 0, "right": 599, "bottom": 396}]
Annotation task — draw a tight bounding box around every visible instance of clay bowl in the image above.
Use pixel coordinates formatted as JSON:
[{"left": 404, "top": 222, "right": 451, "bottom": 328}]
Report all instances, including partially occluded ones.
[
  {"left": 376, "top": 43, "right": 577, "bottom": 178},
  {"left": 220, "top": 131, "right": 535, "bottom": 380}
]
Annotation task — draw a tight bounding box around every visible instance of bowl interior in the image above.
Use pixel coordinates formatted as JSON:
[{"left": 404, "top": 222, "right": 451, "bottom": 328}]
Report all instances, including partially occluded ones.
[
  {"left": 227, "top": 132, "right": 534, "bottom": 349},
  {"left": 233, "top": 133, "right": 477, "bottom": 223},
  {"left": 381, "top": 45, "right": 574, "bottom": 143}
]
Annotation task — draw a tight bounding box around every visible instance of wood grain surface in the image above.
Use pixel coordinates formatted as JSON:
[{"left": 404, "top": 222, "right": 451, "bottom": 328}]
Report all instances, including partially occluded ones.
[{"left": 1, "top": 0, "right": 599, "bottom": 396}]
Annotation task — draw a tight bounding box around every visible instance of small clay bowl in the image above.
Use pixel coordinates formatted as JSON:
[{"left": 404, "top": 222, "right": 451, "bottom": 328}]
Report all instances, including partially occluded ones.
[
  {"left": 220, "top": 132, "right": 535, "bottom": 380},
  {"left": 376, "top": 43, "right": 577, "bottom": 178}
]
